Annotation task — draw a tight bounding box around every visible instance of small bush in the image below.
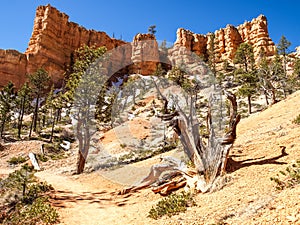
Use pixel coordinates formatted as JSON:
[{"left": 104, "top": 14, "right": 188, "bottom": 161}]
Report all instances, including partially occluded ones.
[
  {"left": 7, "top": 156, "right": 27, "bottom": 165},
  {"left": 43, "top": 143, "right": 66, "bottom": 161},
  {"left": 36, "top": 153, "right": 49, "bottom": 162},
  {"left": 120, "top": 143, "right": 127, "bottom": 149},
  {"left": 4, "top": 197, "right": 59, "bottom": 225},
  {"left": 293, "top": 114, "right": 300, "bottom": 125},
  {"left": 22, "top": 182, "right": 54, "bottom": 204},
  {"left": 270, "top": 160, "right": 300, "bottom": 190},
  {"left": 0, "top": 166, "right": 59, "bottom": 224},
  {"left": 148, "top": 191, "right": 196, "bottom": 219}
]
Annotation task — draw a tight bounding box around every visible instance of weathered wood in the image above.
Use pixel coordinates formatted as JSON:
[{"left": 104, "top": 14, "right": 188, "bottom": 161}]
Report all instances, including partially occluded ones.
[
  {"left": 120, "top": 90, "right": 240, "bottom": 194},
  {"left": 152, "top": 177, "right": 186, "bottom": 196},
  {"left": 28, "top": 152, "right": 41, "bottom": 171}
]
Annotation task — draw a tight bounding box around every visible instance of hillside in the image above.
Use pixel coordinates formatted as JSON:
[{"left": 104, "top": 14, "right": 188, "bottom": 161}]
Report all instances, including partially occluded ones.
[{"left": 0, "top": 90, "right": 299, "bottom": 225}]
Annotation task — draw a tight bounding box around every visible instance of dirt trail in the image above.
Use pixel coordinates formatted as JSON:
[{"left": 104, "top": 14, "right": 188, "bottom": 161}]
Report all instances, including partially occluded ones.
[{"left": 35, "top": 171, "right": 160, "bottom": 225}]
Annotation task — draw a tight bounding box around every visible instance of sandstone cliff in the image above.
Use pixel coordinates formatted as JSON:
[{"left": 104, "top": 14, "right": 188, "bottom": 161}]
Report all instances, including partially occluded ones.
[
  {"left": 0, "top": 5, "right": 277, "bottom": 89},
  {"left": 130, "top": 33, "right": 159, "bottom": 75},
  {"left": 0, "top": 4, "right": 127, "bottom": 88},
  {"left": 174, "top": 15, "right": 276, "bottom": 63},
  {"left": 0, "top": 50, "right": 27, "bottom": 88}
]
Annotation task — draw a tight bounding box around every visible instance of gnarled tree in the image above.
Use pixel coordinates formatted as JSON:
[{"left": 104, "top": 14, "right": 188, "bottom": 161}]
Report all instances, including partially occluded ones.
[{"left": 122, "top": 90, "right": 240, "bottom": 194}]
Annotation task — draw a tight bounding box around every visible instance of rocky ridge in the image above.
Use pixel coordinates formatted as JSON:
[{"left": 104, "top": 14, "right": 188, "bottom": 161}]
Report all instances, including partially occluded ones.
[
  {"left": 175, "top": 15, "right": 276, "bottom": 63},
  {"left": 0, "top": 5, "right": 278, "bottom": 88}
]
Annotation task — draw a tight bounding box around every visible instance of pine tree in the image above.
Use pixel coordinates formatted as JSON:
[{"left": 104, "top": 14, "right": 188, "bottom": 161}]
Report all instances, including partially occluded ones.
[
  {"left": 234, "top": 43, "right": 258, "bottom": 114},
  {"left": 28, "top": 68, "right": 50, "bottom": 137},
  {"left": 233, "top": 43, "right": 255, "bottom": 72},
  {"left": 168, "top": 66, "right": 186, "bottom": 87},
  {"left": 44, "top": 85, "right": 61, "bottom": 143},
  {"left": 270, "top": 53, "right": 288, "bottom": 98},
  {"left": 0, "top": 82, "right": 15, "bottom": 137},
  {"left": 63, "top": 45, "right": 107, "bottom": 174},
  {"left": 148, "top": 25, "right": 157, "bottom": 35},
  {"left": 277, "top": 35, "right": 291, "bottom": 78},
  {"left": 16, "top": 82, "right": 32, "bottom": 139},
  {"left": 257, "top": 48, "right": 277, "bottom": 105}
]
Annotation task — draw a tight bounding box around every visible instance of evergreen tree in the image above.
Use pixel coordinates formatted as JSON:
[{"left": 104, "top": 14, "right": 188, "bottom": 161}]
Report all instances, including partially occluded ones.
[
  {"left": 16, "top": 82, "right": 32, "bottom": 139},
  {"left": 63, "top": 45, "right": 107, "bottom": 105},
  {"left": 44, "top": 85, "right": 61, "bottom": 143},
  {"left": 28, "top": 68, "right": 50, "bottom": 137},
  {"left": 0, "top": 82, "right": 15, "bottom": 137},
  {"left": 236, "top": 71, "right": 259, "bottom": 114},
  {"left": 257, "top": 51, "right": 274, "bottom": 105},
  {"left": 270, "top": 53, "right": 288, "bottom": 98},
  {"left": 153, "top": 63, "right": 166, "bottom": 77},
  {"left": 234, "top": 43, "right": 258, "bottom": 114},
  {"left": 293, "top": 58, "right": 300, "bottom": 78},
  {"left": 168, "top": 66, "right": 186, "bottom": 87},
  {"left": 233, "top": 43, "right": 255, "bottom": 72},
  {"left": 277, "top": 35, "right": 291, "bottom": 77},
  {"left": 148, "top": 25, "right": 157, "bottom": 35},
  {"left": 63, "top": 45, "right": 107, "bottom": 174}
]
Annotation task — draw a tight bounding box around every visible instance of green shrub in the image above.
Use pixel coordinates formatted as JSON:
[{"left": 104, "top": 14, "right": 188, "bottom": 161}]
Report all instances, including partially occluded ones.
[
  {"left": 3, "top": 197, "right": 59, "bottom": 225},
  {"left": 293, "top": 114, "right": 300, "bottom": 125},
  {"left": 7, "top": 156, "right": 27, "bottom": 165},
  {"left": 0, "top": 166, "right": 59, "bottom": 224},
  {"left": 148, "top": 191, "right": 196, "bottom": 219},
  {"left": 36, "top": 153, "right": 49, "bottom": 162},
  {"left": 22, "top": 182, "right": 54, "bottom": 204},
  {"left": 42, "top": 143, "right": 66, "bottom": 161},
  {"left": 270, "top": 160, "right": 300, "bottom": 190},
  {"left": 120, "top": 143, "right": 127, "bottom": 148}
]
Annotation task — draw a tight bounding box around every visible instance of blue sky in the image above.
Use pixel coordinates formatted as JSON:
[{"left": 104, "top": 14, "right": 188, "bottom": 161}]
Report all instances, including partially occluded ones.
[{"left": 1, "top": 0, "right": 299, "bottom": 52}]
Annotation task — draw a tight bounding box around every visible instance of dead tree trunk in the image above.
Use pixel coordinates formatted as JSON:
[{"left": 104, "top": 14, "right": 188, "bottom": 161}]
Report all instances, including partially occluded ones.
[
  {"left": 164, "top": 91, "right": 240, "bottom": 192},
  {"left": 121, "top": 91, "right": 240, "bottom": 194}
]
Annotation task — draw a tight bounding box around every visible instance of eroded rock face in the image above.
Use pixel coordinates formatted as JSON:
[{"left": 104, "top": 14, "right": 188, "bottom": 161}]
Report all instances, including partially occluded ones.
[
  {"left": 0, "top": 5, "right": 277, "bottom": 89},
  {"left": 174, "top": 14, "right": 276, "bottom": 63},
  {"left": 0, "top": 50, "right": 27, "bottom": 88},
  {"left": 130, "top": 33, "right": 159, "bottom": 75},
  {"left": 175, "top": 28, "right": 208, "bottom": 58},
  {"left": 237, "top": 15, "right": 276, "bottom": 58},
  {"left": 0, "top": 4, "right": 127, "bottom": 88}
]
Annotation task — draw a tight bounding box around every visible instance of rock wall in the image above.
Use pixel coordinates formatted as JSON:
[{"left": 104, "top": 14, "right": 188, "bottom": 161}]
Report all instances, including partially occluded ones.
[
  {"left": 174, "top": 14, "right": 276, "bottom": 63},
  {"left": 130, "top": 33, "right": 159, "bottom": 75},
  {"left": 0, "top": 4, "right": 127, "bottom": 88},
  {"left": 237, "top": 15, "right": 276, "bottom": 58},
  {"left": 0, "top": 5, "right": 277, "bottom": 89},
  {"left": 0, "top": 50, "right": 27, "bottom": 88},
  {"left": 174, "top": 29, "right": 208, "bottom": 58}
]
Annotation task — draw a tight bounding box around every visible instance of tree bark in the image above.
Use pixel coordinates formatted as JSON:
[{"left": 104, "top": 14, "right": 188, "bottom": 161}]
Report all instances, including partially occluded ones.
[
  {"left": 159, "top": 91, "right": 240, "bottom": 192},
  {"left": 17, "top": 97, "right": 26, "bottom": 139},
  {"left": 33, "top": 95, "right": 40, "bottom": 132},
  {"left": 121, "top": 91, "right": 240, "bottom": 194},
  {"left": 247, "top": 95, "right": 252, "bottom": 114},
  {"left": 49, "top": 110, "right": 57, "bottom": 143}
]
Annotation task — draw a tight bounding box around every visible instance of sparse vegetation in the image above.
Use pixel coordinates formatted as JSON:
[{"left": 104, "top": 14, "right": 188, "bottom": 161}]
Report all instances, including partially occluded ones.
[
  {"left": 7, "top": 155, "right": 27, "bottom": 165},
  {"left": 120, "top": 143, "right": 127, "bottom": 148},
  {"left": 42, "top": 143, "right": 67, "bottom": 161},
  {"left": 0, "top": 165, "right": 59, "bottom": 224},
  {"left": 148, "top": 191, "right": 196, "bottom": 219},
  {"left": 293, "top": 114, "right": 300, "bottom": 124},
  {"left": 270, "top": 160, "right": 300, "bottom": 190}
]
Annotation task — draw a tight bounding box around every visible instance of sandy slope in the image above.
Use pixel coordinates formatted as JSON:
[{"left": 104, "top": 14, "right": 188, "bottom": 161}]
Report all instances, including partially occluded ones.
[{"left": 0, "top": 91, "right": 299, "bottom": 225}]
